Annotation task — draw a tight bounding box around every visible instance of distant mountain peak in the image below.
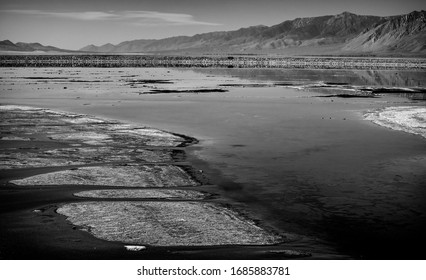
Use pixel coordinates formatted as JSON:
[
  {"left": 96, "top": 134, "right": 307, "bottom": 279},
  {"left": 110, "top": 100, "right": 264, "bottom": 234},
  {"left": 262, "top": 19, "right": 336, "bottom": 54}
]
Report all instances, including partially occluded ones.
[
  {"left": 1, "top": 39, "right": 14, "bottom": 44},
  {"left": 0, "top": 40, "right": 15, "bottom": 46},
  {"left": 338, "top": 11, "right": 356, "bottom": 16}
]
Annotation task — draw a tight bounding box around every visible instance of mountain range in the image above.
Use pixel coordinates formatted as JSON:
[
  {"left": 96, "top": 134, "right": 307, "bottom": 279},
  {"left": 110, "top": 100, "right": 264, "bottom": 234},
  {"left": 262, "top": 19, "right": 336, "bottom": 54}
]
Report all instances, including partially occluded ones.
[
  {"left": 1, "top": 10, "right": 425, "bottom": 56},
  {"left": 0, "top": 40, "right": 71, "bottom": 53}
]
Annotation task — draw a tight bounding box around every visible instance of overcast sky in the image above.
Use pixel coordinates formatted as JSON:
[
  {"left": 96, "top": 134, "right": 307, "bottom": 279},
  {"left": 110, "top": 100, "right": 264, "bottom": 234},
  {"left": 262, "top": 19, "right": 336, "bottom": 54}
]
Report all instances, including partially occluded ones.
[{"left": 0, "top": 0, "right": 424, "bottom": 50}]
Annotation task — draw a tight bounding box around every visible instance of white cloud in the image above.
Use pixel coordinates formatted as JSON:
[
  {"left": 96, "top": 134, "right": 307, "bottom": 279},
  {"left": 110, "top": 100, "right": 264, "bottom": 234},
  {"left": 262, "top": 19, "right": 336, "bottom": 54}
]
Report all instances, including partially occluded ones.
[
  {"left": 121, "top": 11, "right": 221, "bottom": 26},
  {"left": 2, "top": 10, "right": 221, "bottom": 26}
]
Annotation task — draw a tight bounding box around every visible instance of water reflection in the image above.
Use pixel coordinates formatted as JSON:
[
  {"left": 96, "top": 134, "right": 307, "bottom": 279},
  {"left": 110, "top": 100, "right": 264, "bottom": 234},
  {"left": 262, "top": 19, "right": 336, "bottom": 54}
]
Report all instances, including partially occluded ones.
[
  {"left": 397, "top": 92, "right": 426, "bottom": 100},
  {"left": 191, "top": 68, "right": 426, "bottom": 259},
  {"left": 195, "top": 68, "right": 426, "bottom": 88}
]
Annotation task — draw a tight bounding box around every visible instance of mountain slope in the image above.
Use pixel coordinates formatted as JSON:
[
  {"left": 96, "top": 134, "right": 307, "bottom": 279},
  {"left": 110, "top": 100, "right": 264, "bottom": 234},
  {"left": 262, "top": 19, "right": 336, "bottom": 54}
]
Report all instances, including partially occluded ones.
[
  {"left": 0, "top": 40, "right": 71, "bottom": 52},
  {"left": 249, "top": 12, "right": 384, "bottom": 50},
  {"left": 343, "top": 10, "right": 426, "bottom": 53},
  {"left": 0, "top": 40, "right": 21, "bottom": 51},
  {"left": 2, "top": 11, "right": 425, "bottom": 56},
  {"left": 78, "top": 11, "right": 389, "bottom": 54}
]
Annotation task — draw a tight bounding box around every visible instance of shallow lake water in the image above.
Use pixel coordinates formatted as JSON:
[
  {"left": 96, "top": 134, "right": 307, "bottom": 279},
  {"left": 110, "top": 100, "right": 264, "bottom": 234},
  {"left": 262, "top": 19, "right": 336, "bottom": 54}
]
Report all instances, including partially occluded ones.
[{"left": 2, "top": 68, "right": 426, "bottom": 259}]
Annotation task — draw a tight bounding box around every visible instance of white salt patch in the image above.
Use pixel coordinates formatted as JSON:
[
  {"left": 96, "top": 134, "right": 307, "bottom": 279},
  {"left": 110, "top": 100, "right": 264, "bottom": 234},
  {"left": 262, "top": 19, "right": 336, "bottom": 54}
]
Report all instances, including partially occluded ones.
[
  {"left": 0, "top": 105, "right": 41, "bottom": 111},
  {"left": 124, "top": 245, "right": 146, "bottom": 251},
  {"left": 50, "top": 132, "right": 111, "bottom": 144},
  {"left": 0, "top": 136, "right": 31, "bottom": 141},
  {"left": 61, "top": 117, "right": 105, "bottom": 124},
  {"left": 105, "top": 123, "right": 139, "bottom": 130},
  {"left": 364, "top": 106, "right": 426, "bottom": 139},
  {"left": 43, "top": 110, "right": 80, "bottom": 117},
  {"left": 289, "top": 86, "right": 305, "bottom": 90},
  {"left": 267, "top": 249, "right": 311, "bottom": 257}
]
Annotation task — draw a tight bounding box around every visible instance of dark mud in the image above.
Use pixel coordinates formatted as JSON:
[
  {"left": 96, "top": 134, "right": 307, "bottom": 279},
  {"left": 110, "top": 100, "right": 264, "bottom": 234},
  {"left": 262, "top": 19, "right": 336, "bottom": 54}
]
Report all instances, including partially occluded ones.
[
  {"left": 315, "top": 94, "right": 377, "bottom": 98},
  {"left": 140, "top": 89, "right": 228, "bottom": 95}
]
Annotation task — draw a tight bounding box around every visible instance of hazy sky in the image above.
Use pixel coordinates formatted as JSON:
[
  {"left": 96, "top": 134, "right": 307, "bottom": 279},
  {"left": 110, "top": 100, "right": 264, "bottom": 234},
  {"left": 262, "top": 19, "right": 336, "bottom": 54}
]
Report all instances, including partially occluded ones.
[{"left": 0, "top": 0, "right": 424, "bottom": 50}]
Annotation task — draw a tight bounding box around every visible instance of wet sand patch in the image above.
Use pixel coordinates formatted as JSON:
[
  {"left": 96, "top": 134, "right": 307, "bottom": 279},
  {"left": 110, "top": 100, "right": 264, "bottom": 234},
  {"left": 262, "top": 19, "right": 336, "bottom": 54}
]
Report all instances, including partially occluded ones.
[
  {"left": 59, "top": 117, "right": 106, "bottom": 124},
  {"left": 0, "top": 124, "right": 79, "bottom": 135},
  {"left": 0, "top": 151, "right": 89, "bottom": 169},
  {"left": 74, "top": 189, "right": 208, "bottom": 199},
  {"left": 109, "top": 128, "right": 187, "bottom": 147},
  {"left": 57, "top": 201, "right": 283, "bottom": 246},
  {"left": 49, "top": 132, "right": 113, "bottom": 145},
  {"left": 0, "top": 147, "right": 175, "bottom": 169},
  {"left": 10, "top": 165, "right": 198, "bottom": 187}
]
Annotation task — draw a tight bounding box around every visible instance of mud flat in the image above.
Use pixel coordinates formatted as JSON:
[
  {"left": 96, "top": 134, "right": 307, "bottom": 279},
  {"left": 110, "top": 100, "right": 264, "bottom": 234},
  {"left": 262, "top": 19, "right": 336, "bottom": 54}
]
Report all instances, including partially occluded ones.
[{"left": 0, "top": 104, "right": 292, "bottom": 259}]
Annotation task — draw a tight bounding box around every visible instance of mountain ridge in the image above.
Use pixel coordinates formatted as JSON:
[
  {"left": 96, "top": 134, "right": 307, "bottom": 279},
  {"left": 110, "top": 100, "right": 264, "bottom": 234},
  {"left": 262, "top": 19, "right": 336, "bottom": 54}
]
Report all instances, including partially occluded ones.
[
  {"left": 0, "top": 40, "right": 72, "bottom": 53},
  {"left": 1, "top": 10, "right": 425, "bottom": 56},
  {"left": 77, "top": 10, "right": 425, "bottom": 55},
  {"left": 343, "top": 10, "right": 426, "bottom": 53}
]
